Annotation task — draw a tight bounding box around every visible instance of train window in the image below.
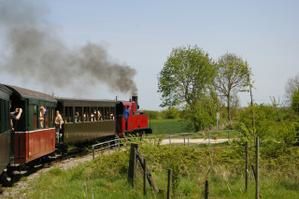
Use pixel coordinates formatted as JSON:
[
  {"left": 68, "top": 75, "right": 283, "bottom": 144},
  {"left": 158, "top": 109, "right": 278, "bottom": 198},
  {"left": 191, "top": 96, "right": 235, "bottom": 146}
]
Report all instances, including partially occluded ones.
[
  {"left": 104, "top": 107, "right": 109, "bottom": 120},
  {"left": 83, "top": 107, "right": 90, "bottom": 122},
  {"left": 39, "top": 105, "right": 46, "bottom": 128},
  {"left": 64, "top": 107, "right": 73, "bottom": 123},
  {"left": 0, "top": 100, "right": 2, "bottom": 132},
  {"left": 0, "top": 100, "right": 7, "bottom": 133},
  {"left": 0, "top": 100, "right": 9, "bottom": 132},
  {"left": 29, "top": 104, "right": 38, "bottom": 130},
  {"left": 99, "top": 107, "right": 104, "bottom": 120},
  {"left": 75, "top": 107, "right": 82, "bottom": 122},
  {"left": 47, "top": 108, "right": 54, "bottom": 127},
  {"left": 4, "top": 101, "right": 9, "bottom": 131},
  {"left": 95, "top": 108, "right": 102, "bottom": 121},
  {"left": 91, "top": 107, "right": 97, "bottom": 122}
]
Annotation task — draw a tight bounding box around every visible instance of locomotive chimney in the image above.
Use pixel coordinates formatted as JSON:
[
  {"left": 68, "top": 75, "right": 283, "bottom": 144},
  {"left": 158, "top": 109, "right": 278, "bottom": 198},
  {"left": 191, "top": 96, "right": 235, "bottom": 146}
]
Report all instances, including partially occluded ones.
[{"left": 132, "top": 96, "right": 139, "bottom": 109}]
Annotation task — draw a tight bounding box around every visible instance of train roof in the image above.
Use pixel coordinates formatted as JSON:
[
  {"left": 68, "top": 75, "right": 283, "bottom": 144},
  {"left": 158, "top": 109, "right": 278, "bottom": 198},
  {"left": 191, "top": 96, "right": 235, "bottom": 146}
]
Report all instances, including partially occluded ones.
[
  {"left": 0, "top": 84, "right": 12, "bottom": 100},
  {"left": 56, "top": 97, "right": 117, "bottom": 107},
  {"left": 5, "top": 85, "right": 57, "bottom": 103}
]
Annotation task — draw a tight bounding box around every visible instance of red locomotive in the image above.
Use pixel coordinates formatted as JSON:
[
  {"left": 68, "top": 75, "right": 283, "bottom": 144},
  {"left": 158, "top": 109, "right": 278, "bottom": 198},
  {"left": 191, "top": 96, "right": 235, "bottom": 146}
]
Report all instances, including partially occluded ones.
[
  {"left": 0, "top": 84, "right": 151, "bottom": 186},
  {"left": 116, "top": 96, "right": 152, "bottom": 137}
]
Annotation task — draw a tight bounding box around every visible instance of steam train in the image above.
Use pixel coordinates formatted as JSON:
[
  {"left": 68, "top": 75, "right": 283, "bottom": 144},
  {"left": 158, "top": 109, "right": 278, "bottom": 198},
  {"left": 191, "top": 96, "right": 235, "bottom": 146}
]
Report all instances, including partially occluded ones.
[{"left": 0, "top": 84, "right": 151, "bottom": 185}]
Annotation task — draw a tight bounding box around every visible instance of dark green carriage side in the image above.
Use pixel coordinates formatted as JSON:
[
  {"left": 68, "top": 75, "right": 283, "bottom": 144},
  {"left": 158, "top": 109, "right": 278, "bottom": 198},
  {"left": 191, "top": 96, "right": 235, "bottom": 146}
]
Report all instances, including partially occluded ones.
[
  {"left": 0, "top": 85, "right": 12, "bottom": 176},
  {"left": 6, "top": 85, "right": 57, "bottom": 131},
  {"left": 56, "top": 98, "right": 116, "bottom": 144}
]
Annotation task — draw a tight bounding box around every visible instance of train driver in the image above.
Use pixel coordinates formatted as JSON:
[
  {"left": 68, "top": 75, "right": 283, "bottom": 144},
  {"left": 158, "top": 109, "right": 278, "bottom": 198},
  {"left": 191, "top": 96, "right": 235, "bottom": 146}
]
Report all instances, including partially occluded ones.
[{"left": 123, "top": 106, "right": 130, "bottom": 130}]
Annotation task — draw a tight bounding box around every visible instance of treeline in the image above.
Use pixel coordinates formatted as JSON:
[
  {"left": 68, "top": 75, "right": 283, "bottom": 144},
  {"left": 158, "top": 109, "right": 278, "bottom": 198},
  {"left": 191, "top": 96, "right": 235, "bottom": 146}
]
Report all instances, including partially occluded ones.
[
  {"left": 144, "top": 107, "right": 182, "bottom": 120},
  {"left": 156, "top": 45, "right": 299, "bottom": 145}
]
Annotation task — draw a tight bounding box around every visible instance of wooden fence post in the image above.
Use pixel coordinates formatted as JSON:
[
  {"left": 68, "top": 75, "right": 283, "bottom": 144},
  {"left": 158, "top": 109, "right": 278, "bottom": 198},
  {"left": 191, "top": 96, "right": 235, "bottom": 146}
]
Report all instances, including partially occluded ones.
[
  {"left": 167, "top": 169, "right": 172, "bottom": 199},
  {"left": 204, "top": 180, "right": 209, "bottom": 199},
  {"left": 143, "top": 158, "right": 147, "bottom": 195},
  {"left": 92, "top": 146, "right": 95, "bottom": 160},
  {"left": 245, "top": 142, "right": 248, "bottom": 192},
  {"left": 128, "top": 143, "right": 138, "bottom": 187},
  {"left": 255, "top": 137, "right": 260, "bottom": 199}
]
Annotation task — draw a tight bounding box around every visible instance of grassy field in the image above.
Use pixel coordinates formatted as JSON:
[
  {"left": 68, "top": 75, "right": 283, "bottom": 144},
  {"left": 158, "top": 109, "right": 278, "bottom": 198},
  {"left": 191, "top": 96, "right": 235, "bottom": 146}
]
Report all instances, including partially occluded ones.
[
  {"left": 14, "top": 141, "right": 299, "bottom": 199},
  {"left": 148, "top": 119, "right": 240, "bottom": 140},
  {"left": 149, "top": 119, "right": 193, "bottom": 135}
]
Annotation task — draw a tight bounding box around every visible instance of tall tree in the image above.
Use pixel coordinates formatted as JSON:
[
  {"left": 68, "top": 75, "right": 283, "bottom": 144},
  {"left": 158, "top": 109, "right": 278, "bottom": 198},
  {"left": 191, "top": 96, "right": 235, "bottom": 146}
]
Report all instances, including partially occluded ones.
[
  {"left": 158, "top": 46, "right": 216, "bottom": 107},
  {"left": 214, "top": 53, "right": 251, "bottom": 123},
  {"left": 286, "top": 74, "right": 299, "bottom": 113},
  {"left": 291, "top": 89, "right": 299, "bottom": 113}
]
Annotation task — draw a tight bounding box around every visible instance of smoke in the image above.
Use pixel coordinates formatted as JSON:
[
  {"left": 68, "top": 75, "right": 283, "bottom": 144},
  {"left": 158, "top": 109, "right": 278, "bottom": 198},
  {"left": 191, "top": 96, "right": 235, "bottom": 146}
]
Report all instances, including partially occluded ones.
[{"left": 0, "top": 0, "right": 137, "bottom": 95}]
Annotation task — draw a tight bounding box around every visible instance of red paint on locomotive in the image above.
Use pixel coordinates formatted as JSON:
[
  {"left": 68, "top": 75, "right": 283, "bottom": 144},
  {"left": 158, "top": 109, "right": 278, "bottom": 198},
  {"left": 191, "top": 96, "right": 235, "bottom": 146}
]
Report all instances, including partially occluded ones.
[{"left": 116, "top": 99, "right": 150, "bottom": 137}]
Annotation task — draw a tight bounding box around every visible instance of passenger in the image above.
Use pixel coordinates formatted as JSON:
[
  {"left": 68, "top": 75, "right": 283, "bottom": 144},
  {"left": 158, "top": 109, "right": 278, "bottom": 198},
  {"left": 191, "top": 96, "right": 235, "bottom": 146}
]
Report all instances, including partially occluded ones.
[
  {"left": 39, "top": 106, "right": 46, "bottom": 128},
  {"left": 10, "top": 108, "right": 23, "bottom": 131},
  {"left": 55, "top": 110, "right": 64, "bottom": 143},
  {"left": 123, "top": 106, "right": 130, "bottom": 130},
  {"left": 74, "top": 112, "right": 80, "bottom": 123},
  {"left": 90, "top": 112, "right": 94, "bottom": 122},
  {"left": 83, "top": 113, "right": 87, "bottom": 121},
  {"left": 97, "top": 110, "right": 102, "bottom": 120},
  {"left": 93, "top": 110, "right": 97, "bottom": 121},
  {"left": 110, "top": 113, "right": 114, "bottom": 120}
]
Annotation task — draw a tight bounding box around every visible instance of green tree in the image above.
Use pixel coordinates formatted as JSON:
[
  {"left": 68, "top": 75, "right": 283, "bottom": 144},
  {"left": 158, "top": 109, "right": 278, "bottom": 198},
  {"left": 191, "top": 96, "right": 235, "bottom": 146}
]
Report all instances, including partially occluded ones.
[
  {"left": 184, "top": 92, "right": 220, "bottom": 131},
  {"left": 214, "top": 53, "right": 251, "bottom": 124},
  {"left": 286, "top": 74, "right": 299, "bottom": 113},
  {"left": 286, "top": 74, "right": 299, "bottom": 101},
  {"left": 161, "top": 107, "right": 180, "bottom": 119},
  {"left": 158, "top": 46, "right": 216, "bottom": 107},
  {"left": 291, "top": 89, "right": 299, "bottom": 113}
]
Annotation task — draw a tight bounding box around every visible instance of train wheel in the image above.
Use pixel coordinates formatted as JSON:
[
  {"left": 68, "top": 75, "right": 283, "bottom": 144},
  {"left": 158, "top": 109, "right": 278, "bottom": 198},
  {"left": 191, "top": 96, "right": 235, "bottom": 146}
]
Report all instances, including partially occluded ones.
[{"left": 1, "top": 172, "right": 13, "bottom": 187}]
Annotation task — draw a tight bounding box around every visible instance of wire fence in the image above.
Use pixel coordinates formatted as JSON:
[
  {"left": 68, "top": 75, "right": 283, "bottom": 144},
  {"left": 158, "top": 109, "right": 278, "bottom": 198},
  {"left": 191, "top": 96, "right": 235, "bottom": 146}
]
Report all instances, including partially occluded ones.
[{"left": 91, "top": 133, "right": 296, "bottom": 199}]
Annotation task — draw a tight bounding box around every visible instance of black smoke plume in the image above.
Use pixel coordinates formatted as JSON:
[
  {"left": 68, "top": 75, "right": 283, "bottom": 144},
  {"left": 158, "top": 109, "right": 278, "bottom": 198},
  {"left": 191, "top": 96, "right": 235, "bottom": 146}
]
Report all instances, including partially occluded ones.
[{"left": 0, "top": 0, "right": 137, "bottom": 95}]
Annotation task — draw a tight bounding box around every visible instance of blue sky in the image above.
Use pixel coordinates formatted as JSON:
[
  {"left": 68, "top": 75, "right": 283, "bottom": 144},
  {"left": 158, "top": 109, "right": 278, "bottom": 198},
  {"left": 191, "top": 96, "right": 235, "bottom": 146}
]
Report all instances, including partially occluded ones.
[{"left": 1, "top": 0, "right": 299, "bottom": 109}]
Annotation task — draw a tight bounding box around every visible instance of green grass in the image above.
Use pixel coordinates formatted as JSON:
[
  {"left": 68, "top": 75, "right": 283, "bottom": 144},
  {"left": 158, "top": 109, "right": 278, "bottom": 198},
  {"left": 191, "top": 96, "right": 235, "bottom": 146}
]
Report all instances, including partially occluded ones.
[
  {"left": 17, "top": 143, "right": 299, "bottom": 199},
  {"left": 149, "top": 119, "right": 193, "bottom": 135},
  {"left": 148, "top": 119, "right": 241, "bottom": 141}
]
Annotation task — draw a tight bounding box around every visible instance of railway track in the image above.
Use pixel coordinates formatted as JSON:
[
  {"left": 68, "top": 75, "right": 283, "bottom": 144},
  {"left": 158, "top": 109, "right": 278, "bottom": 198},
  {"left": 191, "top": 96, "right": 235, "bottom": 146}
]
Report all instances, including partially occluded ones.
[
  {"left": 0, "top": 139, "right": 123, "bottom": 198},
  {"left": 1, "top": 138, "right": 122, "bottom": 192}
]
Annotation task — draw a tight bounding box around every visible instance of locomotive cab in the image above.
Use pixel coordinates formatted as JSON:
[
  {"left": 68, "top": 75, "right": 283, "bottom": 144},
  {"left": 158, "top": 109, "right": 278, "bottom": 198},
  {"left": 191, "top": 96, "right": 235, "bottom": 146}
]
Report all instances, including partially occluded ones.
[{"left": 115, "top": 96, "right": 151, "bottom": 137}]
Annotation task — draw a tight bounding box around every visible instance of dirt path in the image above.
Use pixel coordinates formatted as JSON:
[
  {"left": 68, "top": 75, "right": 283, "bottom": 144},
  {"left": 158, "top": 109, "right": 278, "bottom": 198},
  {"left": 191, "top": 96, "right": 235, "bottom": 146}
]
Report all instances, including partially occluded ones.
[{"left": 160, "top": 138, "right": 231, "bottom": 145}]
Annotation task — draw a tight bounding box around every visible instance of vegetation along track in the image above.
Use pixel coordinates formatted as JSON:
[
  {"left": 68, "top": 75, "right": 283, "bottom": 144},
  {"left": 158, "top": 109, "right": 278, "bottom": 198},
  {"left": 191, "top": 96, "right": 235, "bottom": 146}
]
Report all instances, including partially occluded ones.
[{"left": 0, "top": 134, "right": 232, "bottom": 198}]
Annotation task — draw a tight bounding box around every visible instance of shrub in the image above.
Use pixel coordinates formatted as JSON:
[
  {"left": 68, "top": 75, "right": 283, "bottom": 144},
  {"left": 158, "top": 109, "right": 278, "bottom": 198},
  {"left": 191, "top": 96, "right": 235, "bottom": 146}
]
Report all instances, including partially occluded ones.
[
  {"left": 160, "top": 107, "right": 181, "bottom": 119},
  {"left": 144, "top": 110, "right": 161, "bottom": 120},
  {"left": 184, "top": 95, "right": 219, "bottom": 131},
  {"left": 235, "top": 104, "right": 299, "bottom": 156}
]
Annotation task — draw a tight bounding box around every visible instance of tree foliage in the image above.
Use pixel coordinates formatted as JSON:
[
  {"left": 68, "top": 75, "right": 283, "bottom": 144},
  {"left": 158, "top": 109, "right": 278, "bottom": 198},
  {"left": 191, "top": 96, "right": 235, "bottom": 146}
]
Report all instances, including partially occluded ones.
[
  {"left": 214, "top": 53, "right": 251, "bottom": 122},
  {"left": 286, "top": 73, "right": 299, "bottom": 101},
  {"left": 184, "top": 92, "right": 220, "bottom": 131},
  {"left": 291, "top": 88, "right": 299, "bottom": 113},
  {"left": 236, "top": 105, "right": 298, "bottom": 144},
  {"left": 158, "top": 46, "right": 216, "bottom": 107},
  {"left": 286, "top": 73, "right": 299, "bottom": 113}
]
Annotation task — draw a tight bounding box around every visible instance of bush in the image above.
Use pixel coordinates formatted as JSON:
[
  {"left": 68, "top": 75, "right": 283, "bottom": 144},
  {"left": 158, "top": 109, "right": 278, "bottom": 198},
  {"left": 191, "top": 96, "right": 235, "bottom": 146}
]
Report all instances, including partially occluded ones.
[
  {"left": 144, "top": 110, "right": 161, "bottom": 120},
  {"left": 160, "top": 107, "right": 181, "bottom": 119},
  {"left": 291, "top": 89, "right": 299, "bottom": 113},
  {"left": 184, "top": 95, "right": 219, "bottom": 131},
  {"left": 235, "top": 104, "right": 299, "bottom": 149}
]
